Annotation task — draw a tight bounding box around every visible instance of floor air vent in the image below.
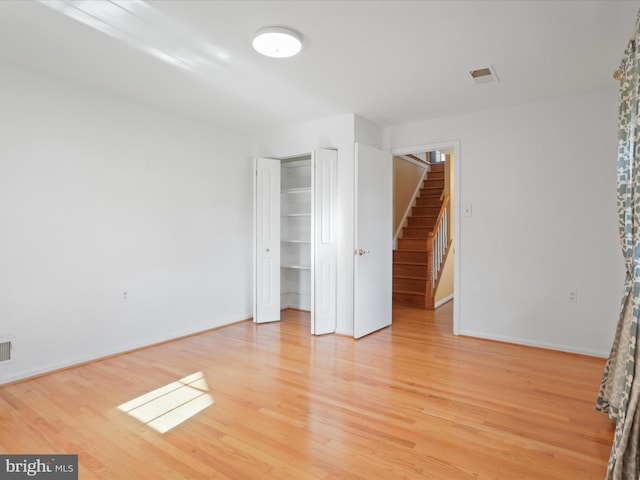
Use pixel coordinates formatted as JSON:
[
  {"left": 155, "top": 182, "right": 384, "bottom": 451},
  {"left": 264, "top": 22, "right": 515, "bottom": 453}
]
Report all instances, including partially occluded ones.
[{"left": 0, "top": 338, "right": 13, "bottom": 364}]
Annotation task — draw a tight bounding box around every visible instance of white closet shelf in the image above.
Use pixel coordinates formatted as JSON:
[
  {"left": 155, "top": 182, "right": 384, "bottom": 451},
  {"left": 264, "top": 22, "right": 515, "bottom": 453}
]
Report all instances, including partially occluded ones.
[
  {"left": 281, "top": 264, "right": 311, "bottom": 270},
  {"left": 281, "top": 239, "right": 311, "bottom": 244},
  {"left": 283, "top": 213, "right": 311, "bottom": 217},
  {"left": 283, "top": 159, "right": 311, "bottom": 168},
  {"left": 282, "top": 187, "right": 311, "bottom": 194}
]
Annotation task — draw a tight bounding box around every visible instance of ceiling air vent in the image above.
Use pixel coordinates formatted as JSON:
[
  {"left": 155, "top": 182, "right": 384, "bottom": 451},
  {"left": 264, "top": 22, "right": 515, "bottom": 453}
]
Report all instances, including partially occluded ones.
[{"left": 469, "top": 66, "right": 499, "bottom": 84}]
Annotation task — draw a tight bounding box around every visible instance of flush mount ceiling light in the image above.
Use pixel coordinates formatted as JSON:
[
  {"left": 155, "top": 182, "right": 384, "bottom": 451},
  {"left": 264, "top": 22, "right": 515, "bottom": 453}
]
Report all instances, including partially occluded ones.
[{"left": 252, "top": 27, "right": 303, "bottom": 58}]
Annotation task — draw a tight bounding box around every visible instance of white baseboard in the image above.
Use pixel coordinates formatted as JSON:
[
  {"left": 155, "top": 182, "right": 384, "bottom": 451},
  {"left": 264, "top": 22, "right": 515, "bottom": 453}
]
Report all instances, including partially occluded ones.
[
  {"left": 457, "top": 329, "right": 609, "bottom": 358},
  {"left": 435, "top": 294, "right": 454, "bottom": 308},
  {"left": 0, "top": 315, "right": 251, "bottom": 385}
]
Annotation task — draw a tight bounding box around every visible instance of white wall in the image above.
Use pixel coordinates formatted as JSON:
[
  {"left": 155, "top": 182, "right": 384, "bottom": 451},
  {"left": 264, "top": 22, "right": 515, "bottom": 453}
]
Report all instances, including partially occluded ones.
[
  {"left": 252, "top": 115, "right": 356, "bottom": 335},
  {"left": 0, "top": 64, "right": 253, "bottom": 384},
  {"left": 355, "top": 114, "right": 383, "bottom": 149},
  {"left": 385, "top": 88, "right": 625, "bottom": 356},
  {"left": 393, "top": 157, "right": 425, "bottom": 235}
]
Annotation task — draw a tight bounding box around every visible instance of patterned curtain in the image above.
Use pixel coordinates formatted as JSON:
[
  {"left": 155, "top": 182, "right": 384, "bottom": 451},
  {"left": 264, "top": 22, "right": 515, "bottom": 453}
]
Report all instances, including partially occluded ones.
[{"left": 596, "top": 10, "right": 640, "bottom": 480}]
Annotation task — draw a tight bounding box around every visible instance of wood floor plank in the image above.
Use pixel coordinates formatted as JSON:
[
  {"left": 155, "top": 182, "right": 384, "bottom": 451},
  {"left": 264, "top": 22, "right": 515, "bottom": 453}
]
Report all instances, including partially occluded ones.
[{"left": 0, "top": 303, "right": 614, "bottom": 479}]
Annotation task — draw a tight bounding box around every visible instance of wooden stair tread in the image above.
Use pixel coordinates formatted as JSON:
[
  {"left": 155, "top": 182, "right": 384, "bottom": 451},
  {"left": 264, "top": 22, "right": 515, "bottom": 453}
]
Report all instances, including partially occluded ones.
[
  {"left": 393, "top": 275, "right": 428, "bottom": 281},
  {"left": 394, "top": 273, "right": 428, "bottom": 279},
  {"left": 392, "top": 289, "right": 425, "bottom": 296}
]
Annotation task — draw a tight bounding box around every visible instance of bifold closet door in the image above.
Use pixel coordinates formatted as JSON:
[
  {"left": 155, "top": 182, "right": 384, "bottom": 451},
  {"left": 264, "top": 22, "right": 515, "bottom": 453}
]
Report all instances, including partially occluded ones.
[
  {"left": 312, "top": 148, "right": 338, "bottom": 335},
  {"left": 254, "top": 158, "right": 281, "bottom": 324}
]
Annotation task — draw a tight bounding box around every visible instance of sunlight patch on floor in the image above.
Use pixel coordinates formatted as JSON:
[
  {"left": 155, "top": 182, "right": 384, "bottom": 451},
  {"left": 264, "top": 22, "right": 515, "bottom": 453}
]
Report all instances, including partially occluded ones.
[{"left": 118, "top": 371, "right": 214, "bottom": 433}]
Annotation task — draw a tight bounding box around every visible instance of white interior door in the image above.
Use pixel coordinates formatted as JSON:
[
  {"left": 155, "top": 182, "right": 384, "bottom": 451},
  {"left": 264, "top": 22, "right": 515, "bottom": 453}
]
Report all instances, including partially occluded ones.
[
  {"left": 353, "top": 143, "right": 392, "bottom": 338},
  {"left": 312, "top": 148, "right": 338, "bottom": 335},
  {"left": 254, "top": 158, "right": 281, "bottom": 323}
]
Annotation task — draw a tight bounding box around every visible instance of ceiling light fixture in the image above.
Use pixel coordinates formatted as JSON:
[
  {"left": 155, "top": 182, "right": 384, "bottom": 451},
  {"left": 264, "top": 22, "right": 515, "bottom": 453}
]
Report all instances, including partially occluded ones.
[{"left": 252, "top": 27, "right": 303, "bottom": 58}]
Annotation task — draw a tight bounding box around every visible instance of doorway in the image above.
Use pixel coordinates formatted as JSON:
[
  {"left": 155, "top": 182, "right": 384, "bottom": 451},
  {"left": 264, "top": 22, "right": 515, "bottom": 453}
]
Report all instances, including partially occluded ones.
[
  {"left": 253, "top": 149, "right": 338, "bottom": 335},
  {"left": 391, "top": 141, "right": 460, "bottom": 335},
  {"left": 255, "top": 143, "right": 397, "bottom": 339}
]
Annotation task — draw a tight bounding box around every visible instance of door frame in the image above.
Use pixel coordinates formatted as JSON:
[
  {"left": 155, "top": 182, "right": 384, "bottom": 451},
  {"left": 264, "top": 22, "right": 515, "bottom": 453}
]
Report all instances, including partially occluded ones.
[
  {"left": 391, "top": 140, "right": 461, "bottom": 336},
  {"left": 253, "top": 150, "right": 338, "bottom": 334}
]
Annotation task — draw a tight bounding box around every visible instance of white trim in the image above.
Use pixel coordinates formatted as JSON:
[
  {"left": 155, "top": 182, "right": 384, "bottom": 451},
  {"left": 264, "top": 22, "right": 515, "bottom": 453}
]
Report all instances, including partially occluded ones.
[
  {"left": 393, "top": 141, "right": 457, "bottom": 157},
  {"left": 391, "top": 140, "right": 461, "bottom": 336},
  {"left": 457, "top": 329, "right": 608, "bottom": 358},
  {"left": 252, "top": 158, "right": 257, "bottom": 323},
  {"left": 393, "top": 164, "right": 428, "bottom": 243},
  {"left": 0, "top": 317, "right": 248, "bottom": 385},
  {"left": 434, "top": 294, "right": 454, "bottom": 309}
]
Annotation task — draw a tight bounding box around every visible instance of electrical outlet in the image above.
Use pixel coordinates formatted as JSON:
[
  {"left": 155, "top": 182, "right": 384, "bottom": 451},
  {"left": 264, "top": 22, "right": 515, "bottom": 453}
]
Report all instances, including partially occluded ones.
[{"left": 567, "top": 290, "right": 577, "bottom": 303}]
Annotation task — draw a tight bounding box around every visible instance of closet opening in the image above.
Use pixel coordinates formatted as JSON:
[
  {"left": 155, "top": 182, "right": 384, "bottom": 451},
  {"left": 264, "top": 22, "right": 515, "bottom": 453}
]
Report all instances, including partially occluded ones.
[
  {"left": 254, "top": 149, "right": 338, "bottom": 335},
  {"left": 280, "top": 154, "right": 313, "bottom": 313}
]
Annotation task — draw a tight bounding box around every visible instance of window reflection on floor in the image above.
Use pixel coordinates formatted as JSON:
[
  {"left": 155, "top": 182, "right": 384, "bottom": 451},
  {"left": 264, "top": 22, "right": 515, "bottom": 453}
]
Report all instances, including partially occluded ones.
[{"left": 118, "top": 371, "right": 214, "bottom": 433}]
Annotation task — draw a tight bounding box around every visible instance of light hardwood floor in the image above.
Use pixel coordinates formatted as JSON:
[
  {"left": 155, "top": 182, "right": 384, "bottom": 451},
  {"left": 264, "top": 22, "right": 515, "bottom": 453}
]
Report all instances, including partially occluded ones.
[{"left": 0, "top": 303, "right": 614, "bottom": 479}]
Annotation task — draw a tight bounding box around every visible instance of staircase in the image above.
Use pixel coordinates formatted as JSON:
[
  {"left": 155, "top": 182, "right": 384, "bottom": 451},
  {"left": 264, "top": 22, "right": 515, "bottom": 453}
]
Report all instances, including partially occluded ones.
[{"left": 392, "top": 162, "right": 450, "bottom": 309}]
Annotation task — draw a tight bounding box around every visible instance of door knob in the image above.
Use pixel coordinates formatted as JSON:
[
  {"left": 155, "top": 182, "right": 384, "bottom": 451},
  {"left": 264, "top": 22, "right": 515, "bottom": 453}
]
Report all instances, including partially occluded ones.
[
  {"left": 356, "top": 249, "right": 370, "bottom": 256},
  {"left": 266, "top": 248, "right": 270, "bottom": 252}
]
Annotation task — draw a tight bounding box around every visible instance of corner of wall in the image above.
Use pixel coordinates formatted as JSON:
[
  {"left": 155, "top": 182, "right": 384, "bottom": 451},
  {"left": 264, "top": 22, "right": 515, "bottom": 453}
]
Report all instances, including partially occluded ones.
[{"left": 354, "top": 114, "right": 384, "bottom": 149}]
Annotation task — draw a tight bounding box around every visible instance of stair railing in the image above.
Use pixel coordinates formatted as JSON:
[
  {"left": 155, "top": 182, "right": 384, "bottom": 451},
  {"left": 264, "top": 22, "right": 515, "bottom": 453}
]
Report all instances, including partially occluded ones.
[{"left": 426, "top": 195, "right": 451, "bottom": 309}]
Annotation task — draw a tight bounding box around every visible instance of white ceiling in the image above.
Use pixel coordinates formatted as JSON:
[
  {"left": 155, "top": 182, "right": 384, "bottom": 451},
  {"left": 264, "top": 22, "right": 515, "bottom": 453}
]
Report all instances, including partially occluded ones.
[{"left": 0, "top": 0, "right": 635, "bottom": 133}]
